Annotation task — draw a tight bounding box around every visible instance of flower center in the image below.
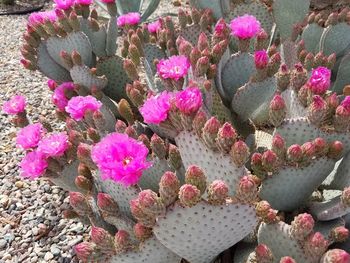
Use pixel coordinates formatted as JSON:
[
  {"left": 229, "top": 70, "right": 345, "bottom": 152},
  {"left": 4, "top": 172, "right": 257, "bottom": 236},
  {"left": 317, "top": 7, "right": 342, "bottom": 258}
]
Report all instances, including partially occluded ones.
[{"left": 122, "top": 156, "right": 133, "bottom": 166}]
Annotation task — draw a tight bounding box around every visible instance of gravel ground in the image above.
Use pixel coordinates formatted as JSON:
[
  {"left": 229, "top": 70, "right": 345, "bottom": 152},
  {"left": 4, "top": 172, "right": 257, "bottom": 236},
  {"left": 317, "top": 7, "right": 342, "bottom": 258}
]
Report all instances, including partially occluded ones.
[{"left": 0, "top": 1, "right": 179, "bottom": 263}]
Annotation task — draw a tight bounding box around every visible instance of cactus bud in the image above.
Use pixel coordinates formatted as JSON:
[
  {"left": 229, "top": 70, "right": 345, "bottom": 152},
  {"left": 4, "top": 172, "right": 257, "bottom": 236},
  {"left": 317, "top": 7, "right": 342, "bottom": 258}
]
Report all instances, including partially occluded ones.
[
  {"left": 71, "top": 50, "right": 82, "bottom": 66},
  {"left": 178, "top": 8, "right": 187, "bottom": 28},
  {"left": 287, "top": 144, "right": 303, "bottom": 163},
  {"left": 308, "top": 95, "right": 327, "bottom": 126},
  {"left": 334, "top": 105, "right": 350, "bottom": 132},
  {"left": 202, "top": 117, "right": 221, "bottom": 149},
  {"left": 124, "top": 126, "right": 137, "bottom": 139},
  {"left": 87, "top": 127, "right": 100, "bottom": 143},
  {"left": 191, "top": 8, "right": 201, "bottom": 24},
  {"left": 75, "top": 175, "right": 92, "bottom": 192},
  {"left": 269, "top": 94, "right": 286, "bottom": 127},
  {"left": 198, "top": 32, "right": 209, "bottom": 51},
  {"left": 304, "top": 52, "right": 315, "bottom": 70},
  {"left": 115, "top": 230, "right": 132, "bottom": 253},
  {"left": 128, "top": 44, "right": 141, "bottom": 66},
  {"left": 255, "top": 244, "right": 273, "bottom": 263},
  {"left": 123, "top": 59, "right": 139, "bottom": 80},
  {"left": 230, "top": 140, "right": 250, "bottom": 167},
  {"left": 251, "top": 153, "right": 266, "bottom": 179},
  {"left": 91, "top": 227, "right": 115, "bottom": 254},
  {"left": 118, "top": 99, "right": 134, "bottom": 125},
  {"left": 256, "top": 201, "right": 278, "bottom": 224},
  {"left": 216, "top": 122, "right": 237, "bottom": 152},
  {"left": 301, "top": 141, "right": 316, "bottom": 162},
  {"left": 237, "top": 176, "right": 258, "bottom": 203},
  {"left": 313, "top": 137, "right": 328, "bottom": 157},
  {"left": 261, "top": 150, "right": 279, "bottom": 173},
  {"left": 276, "top": 64, "right": 290, "bottom": 91},
  {"left": 179, "top": 184, "right": 201, "bottom": 207},
  {"left": 291, "top": 63, "right": 308, "bottom": 91},
  {"left": 190, "top": 47, "right": 201, "bottom": 68},
  {"left": 97, "top": 193, "right": 119, "bottom": 216},
  {"left": 185, "top": 165, "right": 207, "bottom": 194},
  {"left": 74, "top": 242, "right": 95, "bottom": 261},
  {"left": 280, "top": 257, "right": 297, "bottom": 263},
  {"left": 115, "top": 119, "right": 127, "bottom": 133},
  {"left": 328, "top": 141, "right": 343, "bottom": 160},
  {"left": 203, "top": 180, "right": 228, "bottom": 205},
  {"left": 150, "top": 134, "right": 167, "bottom": 159},
  {"left": 327, "top": 53, "right": 337, "bottom": 69},
  {"left": 304, "top": 232, "right": 328, "bottom": 258},
  {"left": 193, "top": 111, "right": 208, "bottom": 136},
  {"left": 254, "top": 50, "right": 269, "bottom": 69},
  {"left": 137, "top": 134, "right": 150, "bottom": 150},
  {"left": 320, "top": 249, "right": 350, "bottom": 263},
  {"left": 178, "top": 39, "right": 193, "bottom": 57},
  {"left": 341, "top": 187, "right": 350, "bottom": 207},
  {"left": 272, "top": 134, "right": 286, "bottom": 159},
  {"left": 159, "top": 171, "right": 180, "bottom": 206},
  {"left": 330, "top": 226, "right": 349, "bottom": 243},
  {"left": 166, "top": 144, "right": 181, "bottom": 170},
  {"left": 69, "top": 192, "right": 91, "bottom": 215},
  {"left": 195, "top": 56, "right": 210, "bottom": 77},
  {"left": 255, "top": 29, "right": 269, "bottom": 50},
  {"left": 134, "top": 223, "right": 152, "bottom": 241},
  {"left": 290, "top": 213, "right": 315, "bottom": 240},
  {"left": 326, "top": 93, "right": 339, "bottom": 111},
  {"left": 138, "top": 190, "right": 165, "bottom": 217},
  {"left": 77, "top": 143, "right": 96, "bottom": 169},
  {"left": 78, "top": 163, "right": 92, "bottom": 179}
]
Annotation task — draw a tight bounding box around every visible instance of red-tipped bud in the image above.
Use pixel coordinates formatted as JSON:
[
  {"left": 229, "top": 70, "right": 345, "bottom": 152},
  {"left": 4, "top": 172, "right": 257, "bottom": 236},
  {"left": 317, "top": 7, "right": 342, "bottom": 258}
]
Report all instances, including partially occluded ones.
[
  {"left": 251, "top": 153, "right": 266, "bottom": 178},
  {"left": 230, "top": 140, "right": 250, "bottom": 167},
  {"left": 115, "top": 119, "right": 127, "bottom": 133},
  {"left": 150, "top": 133, "right": 167, "bottom": 159},
  {"left": 216, "top": 122, "right": 237, "bottom": 152},
  {"left": 255, "top": 244, "right": 273, "bottom": 263},
  {"left": 193, "top": 111, "right": 208, "bottom": 136},
  {"left": 261, "top": 150, "right": 279, "bottom": 172},
  {"left": 185, "top": 165, "right": 207, "bottom": 194},
  {"left": 237, "top": 176, "right": 258, "bottom": 203},
  {"left": 74, "top": 242, "right": 95, "bottom": 261},
  {"left": 269, "top": 94, "right": 286, "bottom": 126},
  {"left": 115, "top": 230, "right": 132, "bottom": 253},
  {"left": 202, "top": 117, "right": 221, "bottom": 149},
  {"left": 302, "top": 141, "right": 316, "bottom": 160},
  {"left": 280, "top": 257, "right": 297, "bottom": 263},
  {"left": 313, "top": 137, "right": 328, "bottom": 157},
  {"left": 97, "top": 193, "right": 119, "bottom": 215},
  {"left": 207, "top": 180, "right": 228, "bottom": 205},
  {"left": 321, "top": 249, "right": 350, "bottom": 263},
  {"left": 304, "top": 232, "right": 328, "bottom": 258},
  {"left": 134, "top": 223, "right": 153, "bottom": 241},
  {"left": 290, "top": 213, "right": 315, "bottom": 240},
  {"left": 328, "top": 141, "right": 343, "bottom": 160},
  {"left": 75, "top": 175, "right": 92, "bottom": 192},
  {"left": 255, "top": 50, "right": 269, "bottom": 69},
  {"left": 179, "top": 184, "right": 201, "bottom": 207},
  {"left": 69, "top": 192, "right": 90, "bottom": 215},
  {"left": 287, "top": 144, "right": 303, "bottom": 163},
  {"left": 341, "top": 187, "right": 350, "bottom": 207},
  {"left": 159, "top": 171, "right": 180, "bottom": 206},
  {"left": 330, "top": 226, "right": 349, "bottom": 243}
]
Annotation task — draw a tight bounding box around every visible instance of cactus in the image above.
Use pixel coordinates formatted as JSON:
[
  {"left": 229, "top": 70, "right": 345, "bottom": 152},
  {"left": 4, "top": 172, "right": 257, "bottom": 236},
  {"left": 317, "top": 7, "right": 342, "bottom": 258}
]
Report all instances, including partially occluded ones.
[{"left": 2, "top": 0, "right": 350, "bottom": 262}]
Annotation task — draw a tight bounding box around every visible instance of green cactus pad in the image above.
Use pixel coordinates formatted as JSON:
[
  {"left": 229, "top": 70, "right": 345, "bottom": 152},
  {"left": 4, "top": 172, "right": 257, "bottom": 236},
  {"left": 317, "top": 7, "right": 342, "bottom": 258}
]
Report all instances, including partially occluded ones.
[
  {"left": 37, "top": 43, "right": 72, "bottom": 82},
  {"left": 320, "top": 23, "right": 350, "bottom": 56},
  {"left": 221, "top": 52, "right": 256, "bottom": 103},
  {"left": 309, "top": 195, "right": 350, "bottom": 221},
  {"left": 273, "top": 0, "right": 310, "bottom": 40},
  {"left": 231, "top": 77, "right": 277, "bottom": 125},
  {"left": 332, "top": 52, "right": 350, "bottom": 94},
  {"left": 48, "top": 160, "right": 80, "bottom": 192},
  {"left": 274, "top": 117, "right": 350, "bottom": 152},
  {"left": 228, "top": 1, "right": 274, "bottom": 33},
  {"left": 94, "top": 174, "right": 140, "bottom": 217},
  {"left": 189, "top": 0, "right": 229, "bottom": 20},
  {"left": 154, "top": 201, "right": 258, "bottom": 263},
  {"left": 109, "top": 236, "right": 182, "bottom": 263},
  {"left": 179, "top": 24, "right": 208, "bottom": 46},
  {"left": 144, "top": 44, "right": 166, "bottom": 74},
  {"left": 46, "top": 32, "right": 93, "bottom": 70},
  {"left": 96, "top": 56, "right": 131, "bottom": 102},
  {"left": 80, "top": 19, "right": 108, "bottom": 58},
  {"left": 258, "top": 222, "right": 316, "bottom": 263},
  {"left": 138, "top": 158, "right": 174, "bottom": 192},
  {"left": 106, "top": 17, "right": 118, "bottom": 56},
  {"left": 175, "top": 131, "right": 248, "bottom": 197},
  {"left": 259, "top": 157, "right": 335, "bottom": 211},
  {"left": 301, "top": 23, "right": 324, "bottom": 53},
  {"left": 211, "top": 88, "right": 233, "bottom": 123},
  {"left": 70, "top": 64, "right": 108, "bottom": 89},
  {"left": 281, "top": 89, "right": 307, "bottom": 119},
  {"left": 280, "top": 40, "right": 298, "bottom": 69}
]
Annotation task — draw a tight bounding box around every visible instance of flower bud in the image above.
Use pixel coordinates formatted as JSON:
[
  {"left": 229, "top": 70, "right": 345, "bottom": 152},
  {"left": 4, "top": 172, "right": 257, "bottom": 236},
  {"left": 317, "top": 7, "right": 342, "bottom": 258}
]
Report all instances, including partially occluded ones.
[
  {"left": 230, "top": 140, "right": 250, "bottom": 167},
  {"left": 327, "top": 141, "right": 343, "bottom": 160},
  {"left": 287, "top": 144, "right": 303, "bottom": 163},
  {"left": 280, "top": 257, "right": 297, "bottom": 263},
  {"left": 74, "top": 242, "right": 95, "bottom": 261},
  {"left": 261, "top": 150, "right": 279, "bottom": 173},
  {"left": 134, "top": 223, "right": 153, "bottom": 242},
  {"left": 115, "top": 120, "right": 127, "bottom": 133},
  {"left": 308, "top": 95, "right": 327, "bottom": 126},
  {"left": 207, "top": 180, "right": 228, "bottom": 205},
  {"left": 341, "top": 187, "right": 350, "bottom": 207},
  {"left": 138, "top": 190, "right": 165, "bottom": 217},
  {"left": 321, "top": 249, "right": 350, "bottom": 263},
  {"left": 91, "top": 227, "right": 115, "bottom": 255},
  {"left": 216, "top": 122, "right": 237, "bottom": 152},
  {"left": 179, "top": 184, "right": 201, "bottom": 207},
  {"left": 69, "top": 192, "right": 91, "bottom": 215},
  {"left": 304, "top": 232, "right": 328, "bottom": 258},
  {"left": 123, "top": 59, "right": 139, "bottom": 81},
  {"left": 290, "top": 213, "right": 315, "bottom": 240},
  {"left": 330, "top": 226, "right": 349, "bottom": 243},
  {"left": 269, "top": 94, "right": 286, "bottom": 127},
  {"left": 202, "top": 117, "right": 221, "bottom": 149},
  {"left": 290, "top": 63, "right": 308, "bottom": 91},
  {"left": 75, "top": 175, "right": 92, "bottom": 192},
  {"left": 97, "top": 193, "right": 119, "bottom": 216},
  {"left": 251, "top": 153, "right": 266, "bottom": 179},
  {"left": 255, "top": 244, "right": 273, "bottom": 263},
  {"left": 193, "top": 111, "right": 208, "bottom": 136},
  {"left": 236, "top": 176, "right": 258, "bottom": 203},
  {"left": 115, "top": 230, "right": 132, "bottom": 253},
  {"left": 185, "top": 165, "right": 207, "bottom": 194}
]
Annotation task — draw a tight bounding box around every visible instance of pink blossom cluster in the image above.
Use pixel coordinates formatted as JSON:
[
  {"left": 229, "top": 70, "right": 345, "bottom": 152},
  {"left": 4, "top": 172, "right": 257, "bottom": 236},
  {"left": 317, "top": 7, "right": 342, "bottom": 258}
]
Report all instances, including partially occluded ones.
[
  {"left": 140, "top": 91, "right": 173, "bottom": 124},
  {"left": 156, "top": 55, "right": 190, "bottom": 81},
  {"left": 175, "top": 87, "right": 203, "bottom": 115},
  {"left": 254, "top": 50, "right": 269, "bottom": 69},
  {"left": 147, "top": 20, "right": 161, "bottom": 33},
  {"left": 16, "top": 123, "right": 46, "bottom": 150},
  {"left": 307, "top": 66, "right": 331, "bottom": 95},
  {"left": 75, "top": 0, "right": 93, "bottom": 5},
  {"left": 2, "top": 95, "right": 26, "bottom": 115},
  {"left": 117, "top": 12, "right": 141, "bottom": 27},
  {"left": 91, "top": 133, "right": 152, "bottom": 186},
  {"left": 20, "top": 151, "right": 48, "bottom": 179},
  {"left": 54, "top": 0, "right": 75, "bottom": 10},
  {"left": 230, "top": 14, "right": 261, "bottom": 40},
  {"left": 28, "top": 11, "right": 57, "bottom": 26},
  {"left": 51, "top": 82, "right": 75, "bottom": 111},
  {"left": 65, "top": 95, "right": 102, "bottom": 121}
]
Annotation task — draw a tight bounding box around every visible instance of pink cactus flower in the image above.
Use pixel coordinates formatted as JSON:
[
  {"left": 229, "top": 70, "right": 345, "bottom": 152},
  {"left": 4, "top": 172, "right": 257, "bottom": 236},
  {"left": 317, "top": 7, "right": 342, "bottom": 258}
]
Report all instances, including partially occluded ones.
[
  {"left": 341, "top": 96, "right": 350, "bottom": 110},
  {"left": 147, "top": 20, "right": 161, "bottom": 33},
  {"left": 37, "top": 132, "right": 69, "bottom": 158},
  {"left": 91, "top": 133, "right": 152, "bottom": 187},
  {"left": 139, "top": 91, "right": 172, "bottom": 124},
  {"left": 65, "top": 95, "right": 102, "bottom": 121},
  {"left": 76, "top": 0, "right": 92, "bottom": 5},
  {"left": 307, "top": 66, "right": 331, "bottom": 95},
  {"left": 47, "top": 79, "right": 57, "bottom": 91},
  {"left": 230, "top": 14, "right": 261, "bottom": 39},
  {"left": 2, "top": 95, "right": 26, "bottom": 115},
  {"left": 214, "top": 19, "right": 227, "bottom": 37},
  {"left": 117, "top": 12, "right": 141, "bottom": 27},
  {"left": 52, "top": 82, "right": 75, "bottom": 111},
  {"left": 157, "top": 55, "right": 190, "bottom": 81},
  {"left": 100, "top": 0, "right": 115, "bottom": 3},
  {"left": 54, "top": 0, "right": 75, "bottom": 10},
  {"left": 28, "top": 11, "right": 57, "bottom": 26},
  {"left": 175, "top": 87, "right": 203, "bottom": 115},
  {"left": 20, "top": 151, "right": 48, "bottom": 179},
  {"left": 16, "top": 123, "right": 46, "bottom": 150},
  {"left": 254, "top": 50, "right": 269, "bottom": 69}
]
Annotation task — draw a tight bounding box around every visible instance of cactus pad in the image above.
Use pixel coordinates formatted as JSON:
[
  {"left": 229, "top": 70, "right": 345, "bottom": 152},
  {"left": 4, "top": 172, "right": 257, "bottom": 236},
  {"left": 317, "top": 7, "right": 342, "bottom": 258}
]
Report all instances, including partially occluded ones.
[
  {"left": 154, "top": 201, "right": 258, "bottom": 263},
  {"left": 301, "top": 23, "right": 323, "bottom": 53},
  {"left": 80, "top": 20, "right": 108, "bottom": 58},
  {"left": 70, "top": 64, "right": 108, "bottom": 89},
  {"left": 179, "top": 24, "right": 208, "bottom": 46},
  {"left": 332, "top": 52, "right": 350, "bottom": 94},
  {"left": 320, "top": 23, "right": 350, "bottom": 56}
]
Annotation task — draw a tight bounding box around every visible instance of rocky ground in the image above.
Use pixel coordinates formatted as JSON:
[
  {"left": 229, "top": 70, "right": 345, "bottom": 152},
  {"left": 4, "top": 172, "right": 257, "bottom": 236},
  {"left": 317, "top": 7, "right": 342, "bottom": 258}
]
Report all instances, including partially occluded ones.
[{"left": 0, "top": 1, "right": 178, "bottom": 263}]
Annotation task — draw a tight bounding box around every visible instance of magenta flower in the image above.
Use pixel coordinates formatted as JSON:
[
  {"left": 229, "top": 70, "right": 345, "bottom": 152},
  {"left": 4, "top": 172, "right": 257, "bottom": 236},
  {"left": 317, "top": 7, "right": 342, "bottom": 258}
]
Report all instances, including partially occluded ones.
[
  {"left": 214, "top": 19, "right": 227, "bottom": 37},
  {"left": 2, "top": 95, "right": 26, "bottom": 115},
  {"left": 16, "top": 123, "right": 46, "bottom": 150},
  {"left": 100, "top": 0, "right": 115, "bottom": 3},
  {"left": 65, "top": 95, "right": 102, "bottom": 121},
  {"left": 230, "top": 14, "right": 261, "bottom": 40},
  {"left": 254, "top": 50, "right": 269, "bottom": 69},
  {"left": 117, "top": 12, "right": 141, "bottom": 27},
  {"left": 52, "top": 82, "right": 75, "bottom": 111},
  {"left": 28, "top": 11, "right": 57, "bottom": 26},
  {"left": 76, "top": 0, "right": 92, "bottom": 5},
  {"left": 139, "top": 91, "right": 172, "bottom": 124},
  {"left": 37, "top": 132, "right": 69, "bottom": 158},
  {"left": 175, "top": 87, "right": 203, "bottom": 115},
  {"left": 47, "top": 79, "right": 57, "bottom": 91},
  {"left": 91, "top": 133, "right": 151, "bottom": 186},
  {"left": 307, "top": 66, "right": 331, "bottom": 95},
  {"left": 20, "top": 151, "right": 48, "bottom": 179},
  {"left": 341, "top": 96, "right": 350, "bottom": 110},
  {"left": 157, "top": 55, "right": 190, "bottom": 81},
  {"left": 147, "top": 20, "right": 161, "bottom": 33},
  {"left": 54, "top": 0, "right": 75, "bottom": 10}
]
